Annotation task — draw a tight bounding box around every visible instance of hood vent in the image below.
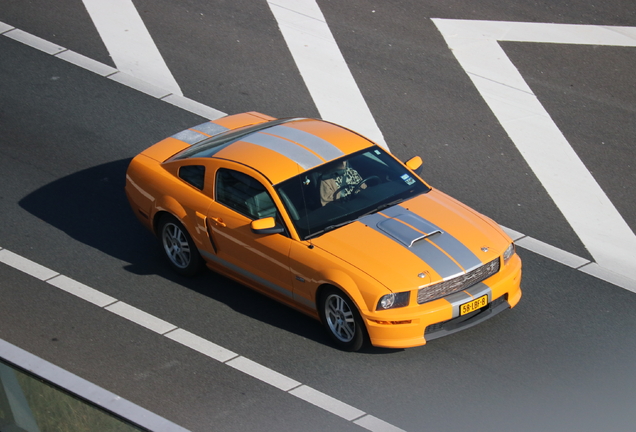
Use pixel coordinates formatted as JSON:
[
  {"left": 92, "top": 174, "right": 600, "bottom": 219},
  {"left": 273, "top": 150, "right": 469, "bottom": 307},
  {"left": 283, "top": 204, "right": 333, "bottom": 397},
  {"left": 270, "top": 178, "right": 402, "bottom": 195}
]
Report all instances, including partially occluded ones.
[{"left": 377, "top": 217, "right": 441, "bottom": 248}]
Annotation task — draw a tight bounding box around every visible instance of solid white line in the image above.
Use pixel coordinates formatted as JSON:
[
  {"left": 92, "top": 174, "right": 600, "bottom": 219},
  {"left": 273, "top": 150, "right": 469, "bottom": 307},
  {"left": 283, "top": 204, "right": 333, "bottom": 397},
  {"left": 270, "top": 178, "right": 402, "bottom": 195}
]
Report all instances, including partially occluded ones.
[
  {"left": 267, "top": 0, "right": 387, "bottom": 148},
  {"left": 0, "top": 249, "right": 58, "bottom": 281},
  {"left": 432, "top": 19, "right": 636, "bottom": 281},
  {"left": 226, "top": 356, "right": 302, "bottom": 391},
  {"left": 81, "top": 0, "right": 182, "bottom": 96},
  {"left": 105, "top": 302, "right": 177, "bottom": 335},
  {"left": 289, "top": 384, "right": 366, "bottom": 421}
]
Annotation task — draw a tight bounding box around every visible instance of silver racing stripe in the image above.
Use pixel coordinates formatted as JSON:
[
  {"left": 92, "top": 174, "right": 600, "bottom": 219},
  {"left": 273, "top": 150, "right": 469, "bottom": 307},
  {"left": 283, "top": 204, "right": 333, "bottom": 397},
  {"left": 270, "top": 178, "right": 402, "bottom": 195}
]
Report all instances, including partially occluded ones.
[
  {"left": 171, "top": 129, "right": 209, "bottom": 145},
  {"left": 172, "top": 122, "right": 229, "bottom": 145},
  {"left": 191, "top": 121, "right": 229, "bottom": 137},
  {"left": 262, "top": 124, "right": 344, "bottom": 162},
  {"left": 359, "top": 213, "right": 464, "bottom": 279},
  {"left": 239, "top": 131, "right": 324, "bottom": 169},
  {"left": 444, "top": 291, "right": 472, "bottom": 317},
  {"left": 382, "top": 206, "right": 483, "bottom": 272},
  {"left": 376, "top": 217, "right": 427, "bottom": 247},
  {"left": 445, "top": 283, "right": 492, "bottom": 318}
]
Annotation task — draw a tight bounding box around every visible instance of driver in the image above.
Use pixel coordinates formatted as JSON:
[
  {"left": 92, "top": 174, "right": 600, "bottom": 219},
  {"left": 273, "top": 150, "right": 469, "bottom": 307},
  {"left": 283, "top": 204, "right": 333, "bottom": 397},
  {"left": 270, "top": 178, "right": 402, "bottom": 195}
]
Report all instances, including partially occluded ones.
[{"left": 320, "top": 160, "right": 366, "bottom": 206}]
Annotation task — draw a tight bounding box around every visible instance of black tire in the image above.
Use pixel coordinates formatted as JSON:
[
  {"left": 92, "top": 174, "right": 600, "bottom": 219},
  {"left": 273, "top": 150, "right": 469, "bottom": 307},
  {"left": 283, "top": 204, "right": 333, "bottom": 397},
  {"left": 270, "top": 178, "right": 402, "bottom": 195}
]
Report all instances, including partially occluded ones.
[
  {"left": 319, "top": 287, "right": 367, "bottom": 351},
  {"left": 157, "top": 214, "right": 203, "bottom": 276}
]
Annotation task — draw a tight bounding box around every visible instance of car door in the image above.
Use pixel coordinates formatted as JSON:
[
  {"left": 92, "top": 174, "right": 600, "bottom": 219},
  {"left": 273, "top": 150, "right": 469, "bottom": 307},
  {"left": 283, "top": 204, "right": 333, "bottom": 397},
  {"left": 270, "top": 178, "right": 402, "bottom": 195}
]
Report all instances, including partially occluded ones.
[{"left": 205, "top": 163, "right": 295, "bottom": 303}]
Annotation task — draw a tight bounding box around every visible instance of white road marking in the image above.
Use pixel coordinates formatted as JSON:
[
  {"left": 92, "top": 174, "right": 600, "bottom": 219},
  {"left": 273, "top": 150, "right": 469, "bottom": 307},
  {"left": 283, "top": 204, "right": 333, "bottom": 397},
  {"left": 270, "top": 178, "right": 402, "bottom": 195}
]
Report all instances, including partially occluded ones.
[
  {"left": 355, "top": 415, "right": 411, "bottom": 432},
  {"left": 105, "top": 301, "right": 178, "bottom": 335},
  {"left": 161, "top": 93, "right": 226, "bottom": 120},
  {"left": 47, "top": 274, "right": 117, "bottom": 307},
  {"left": 164, "top": 328, "right": 238, "bottom": 362},
  {"left": 225, "top": 356, "right": 301, "bottom": 391},
  {"left": 0, "top": 22, "right": 14, "bottom": 33},
  {"left": 288, "top": 385, "right": 366, "bottom": 421},
  {"left": 266, "top": 0, "right": 387, "bottom": 148},
  {"left": 0, "top": 249, "right": 58, "bottom": 281},
  {"left": 432, "top": 19, "right": 636, "bottom": 281},
  {"left": 3, "top": 28, "right": 65, "bottom": 55},
  {"left": 108, "top": 71, "right": 172, "bottom": 99},
  {"left": 81, "top": 0, "right": 183, "bottom": 96},
  {"left": 515, "top": 237, "right": 590, "bottom": 269},
  {"left": 499, "top": 226, "right": 636, "bottom": 293},
  {"left": 56, "top": 50, "right": 118, "bottom": 76},
  {"left": 579, "top": 263, "right": 636, "bottom": 293}
]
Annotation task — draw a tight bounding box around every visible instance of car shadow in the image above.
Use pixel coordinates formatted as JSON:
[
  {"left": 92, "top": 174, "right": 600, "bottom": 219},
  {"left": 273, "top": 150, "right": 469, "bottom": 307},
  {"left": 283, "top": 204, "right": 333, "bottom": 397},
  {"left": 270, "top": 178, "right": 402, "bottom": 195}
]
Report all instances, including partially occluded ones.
[{"left": 19, "top": 159, "right": 400, "bottom": 354}]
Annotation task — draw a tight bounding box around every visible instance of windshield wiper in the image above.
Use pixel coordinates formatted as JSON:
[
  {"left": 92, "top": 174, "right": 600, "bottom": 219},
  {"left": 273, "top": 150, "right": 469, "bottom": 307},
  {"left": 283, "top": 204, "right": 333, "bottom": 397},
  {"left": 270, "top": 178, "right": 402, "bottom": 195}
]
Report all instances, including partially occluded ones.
[
  {"left": 305, "top": 220, "right": 355, "bottom": 240},
  {"left": 362, "top": 197, "right": 407, "bottom": 217}
]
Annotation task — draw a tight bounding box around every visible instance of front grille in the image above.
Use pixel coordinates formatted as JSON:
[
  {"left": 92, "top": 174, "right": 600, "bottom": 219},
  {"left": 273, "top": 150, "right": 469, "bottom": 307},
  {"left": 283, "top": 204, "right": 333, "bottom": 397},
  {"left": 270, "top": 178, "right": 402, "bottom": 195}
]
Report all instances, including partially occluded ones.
[{"left": 417, "top": 258, "right": 500, "bottom": 304}]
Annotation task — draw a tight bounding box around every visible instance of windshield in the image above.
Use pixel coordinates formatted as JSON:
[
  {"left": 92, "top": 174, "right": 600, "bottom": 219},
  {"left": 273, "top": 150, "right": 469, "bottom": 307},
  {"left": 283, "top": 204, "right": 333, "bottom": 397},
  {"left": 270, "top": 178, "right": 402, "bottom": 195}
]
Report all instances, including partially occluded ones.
[{"left": 275, "top": 147, "right": 430, "bottom": 240}]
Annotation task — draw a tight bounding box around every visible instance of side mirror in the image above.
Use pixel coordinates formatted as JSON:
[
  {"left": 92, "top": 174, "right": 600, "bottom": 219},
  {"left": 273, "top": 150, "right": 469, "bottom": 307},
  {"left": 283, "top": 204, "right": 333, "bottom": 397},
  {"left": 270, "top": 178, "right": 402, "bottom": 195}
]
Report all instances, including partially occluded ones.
[
  {"left": 405, "top": 156, "right": 423, "bottom": 175},
  {"left": 251, "top": 217, "right": 284, "bottom": 235}
]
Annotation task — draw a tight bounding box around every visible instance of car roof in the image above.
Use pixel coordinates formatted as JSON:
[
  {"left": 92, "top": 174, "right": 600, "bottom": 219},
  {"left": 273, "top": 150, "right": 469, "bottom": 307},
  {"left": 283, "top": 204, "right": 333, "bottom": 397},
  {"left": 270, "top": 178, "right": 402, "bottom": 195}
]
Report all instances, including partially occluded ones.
[{"left": 172, "top": 117, "right": 378, "bottom": 185}]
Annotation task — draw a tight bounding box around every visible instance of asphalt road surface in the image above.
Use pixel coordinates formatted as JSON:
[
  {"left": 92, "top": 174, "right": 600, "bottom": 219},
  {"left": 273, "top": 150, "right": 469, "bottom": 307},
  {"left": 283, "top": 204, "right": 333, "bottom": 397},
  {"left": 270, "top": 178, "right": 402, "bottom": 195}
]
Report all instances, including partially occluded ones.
[{"left": 1, "top": 1, "right": 635, "bottom": 431}]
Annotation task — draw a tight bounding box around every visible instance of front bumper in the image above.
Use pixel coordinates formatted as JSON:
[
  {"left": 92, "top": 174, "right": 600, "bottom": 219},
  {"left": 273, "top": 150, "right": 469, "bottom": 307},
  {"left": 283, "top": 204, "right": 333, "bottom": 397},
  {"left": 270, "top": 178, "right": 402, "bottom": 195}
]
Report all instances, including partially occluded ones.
[{"left": 362, "top": 254, "right": 522, "bottom": 349}]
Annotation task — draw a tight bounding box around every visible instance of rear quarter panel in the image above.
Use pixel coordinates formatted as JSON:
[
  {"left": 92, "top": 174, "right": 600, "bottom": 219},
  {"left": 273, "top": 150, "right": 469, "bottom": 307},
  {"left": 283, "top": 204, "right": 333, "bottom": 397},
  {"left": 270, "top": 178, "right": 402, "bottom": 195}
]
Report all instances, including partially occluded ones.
[{"left": 125, "top": 154, "right": 161, "bottom": 231}]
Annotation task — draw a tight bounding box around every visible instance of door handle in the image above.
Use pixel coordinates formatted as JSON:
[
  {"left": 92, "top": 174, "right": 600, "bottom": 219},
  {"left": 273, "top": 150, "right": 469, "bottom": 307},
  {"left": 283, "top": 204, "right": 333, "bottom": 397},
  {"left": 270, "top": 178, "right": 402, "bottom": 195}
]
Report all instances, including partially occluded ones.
[{"left": 210, "top": 216, "right": 226, "bottom": 228}]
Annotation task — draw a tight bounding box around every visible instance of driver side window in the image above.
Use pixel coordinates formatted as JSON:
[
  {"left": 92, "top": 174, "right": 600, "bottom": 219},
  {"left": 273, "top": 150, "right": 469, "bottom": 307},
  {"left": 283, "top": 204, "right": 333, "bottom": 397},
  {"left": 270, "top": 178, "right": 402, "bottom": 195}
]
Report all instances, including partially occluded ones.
[{"left": 215, "top": 169, "right": 278, "bottom": 220}]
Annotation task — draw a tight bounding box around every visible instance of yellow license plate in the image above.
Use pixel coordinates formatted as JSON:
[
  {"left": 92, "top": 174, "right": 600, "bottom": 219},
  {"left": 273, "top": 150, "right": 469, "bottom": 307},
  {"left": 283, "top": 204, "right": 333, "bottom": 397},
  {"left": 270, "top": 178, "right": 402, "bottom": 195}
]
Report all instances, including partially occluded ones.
[{"left": 460, "top": 295, "right": 488, "bottom": 316}]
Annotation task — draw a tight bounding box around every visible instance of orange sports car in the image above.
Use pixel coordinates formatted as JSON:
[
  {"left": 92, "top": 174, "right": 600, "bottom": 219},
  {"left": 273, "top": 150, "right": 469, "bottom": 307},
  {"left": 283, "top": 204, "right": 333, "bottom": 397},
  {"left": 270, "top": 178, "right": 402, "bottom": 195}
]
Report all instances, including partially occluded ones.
[{"left": 125, "top": 112, "right": 522, "bottom": 351}]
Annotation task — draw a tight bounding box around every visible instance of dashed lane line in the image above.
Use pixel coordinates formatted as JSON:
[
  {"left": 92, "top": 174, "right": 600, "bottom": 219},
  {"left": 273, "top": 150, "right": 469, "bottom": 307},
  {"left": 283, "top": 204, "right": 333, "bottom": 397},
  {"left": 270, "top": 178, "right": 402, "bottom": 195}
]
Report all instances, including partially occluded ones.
[{"left": 0, "top": 247, "right": 406, "bottom": 432}]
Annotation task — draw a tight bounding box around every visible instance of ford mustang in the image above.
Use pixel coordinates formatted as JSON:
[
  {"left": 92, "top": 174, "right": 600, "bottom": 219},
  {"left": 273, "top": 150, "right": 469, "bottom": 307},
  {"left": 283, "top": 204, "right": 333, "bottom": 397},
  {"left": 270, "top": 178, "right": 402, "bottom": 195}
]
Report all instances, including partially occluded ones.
[{"left": 125, "top": 112, "right": 522, "bottom": 351}]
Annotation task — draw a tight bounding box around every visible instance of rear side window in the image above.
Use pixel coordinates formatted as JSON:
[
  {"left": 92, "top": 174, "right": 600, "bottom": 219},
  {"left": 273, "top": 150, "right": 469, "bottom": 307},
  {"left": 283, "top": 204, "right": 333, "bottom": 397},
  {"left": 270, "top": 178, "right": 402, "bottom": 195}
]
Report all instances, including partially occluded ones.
[
  {"left": 215, "top": 169, "right": 278, "bottom": 220},
  {"left": 179, "top": 165, "right": 205, "bottom": 190}
]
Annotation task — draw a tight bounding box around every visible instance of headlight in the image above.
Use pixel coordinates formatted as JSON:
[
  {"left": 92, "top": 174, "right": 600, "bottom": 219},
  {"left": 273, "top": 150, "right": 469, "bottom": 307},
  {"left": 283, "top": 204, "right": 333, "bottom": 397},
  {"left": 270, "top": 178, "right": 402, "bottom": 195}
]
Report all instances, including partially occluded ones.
[
  {"left": 503, "top": 243, "right": 515, "bottom": 265},
  {"left": 377, "top": 292, "right": 410, "bottom": 310}
]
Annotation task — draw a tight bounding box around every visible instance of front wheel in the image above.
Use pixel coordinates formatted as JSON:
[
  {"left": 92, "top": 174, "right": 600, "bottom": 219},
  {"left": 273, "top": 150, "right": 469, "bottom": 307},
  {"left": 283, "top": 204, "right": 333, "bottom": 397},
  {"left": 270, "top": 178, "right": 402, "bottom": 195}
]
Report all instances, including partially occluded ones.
[
  {"left": 158, "top": 214, "right": 202, "bottom": 276},
  {"left": 319, "top": 287, "right": 367, "bottom": 351}
]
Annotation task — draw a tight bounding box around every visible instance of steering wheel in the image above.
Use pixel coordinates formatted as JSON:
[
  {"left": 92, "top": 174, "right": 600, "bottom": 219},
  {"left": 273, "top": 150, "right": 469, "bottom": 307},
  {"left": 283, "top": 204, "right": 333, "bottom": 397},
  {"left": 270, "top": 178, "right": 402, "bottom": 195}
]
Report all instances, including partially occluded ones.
[{"left": 333, "top": 176, "right": 380, "bottom": 202}]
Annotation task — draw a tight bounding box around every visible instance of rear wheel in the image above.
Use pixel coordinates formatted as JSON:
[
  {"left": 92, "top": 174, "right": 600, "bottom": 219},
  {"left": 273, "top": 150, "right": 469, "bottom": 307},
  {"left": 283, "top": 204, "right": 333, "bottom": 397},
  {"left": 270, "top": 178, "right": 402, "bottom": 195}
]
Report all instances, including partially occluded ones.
[
  {"left": 158, "top": 214, "right": 202, "bottom": 276},
  {"left": 319, "top": 287, "right": 367, "bottom": 351}
]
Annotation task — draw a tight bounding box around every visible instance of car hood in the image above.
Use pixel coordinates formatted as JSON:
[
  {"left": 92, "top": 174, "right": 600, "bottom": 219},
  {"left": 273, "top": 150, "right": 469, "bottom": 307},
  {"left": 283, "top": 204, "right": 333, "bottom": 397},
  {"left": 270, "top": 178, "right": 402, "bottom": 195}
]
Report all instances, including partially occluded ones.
[{"left": 309, "top": 189, "right": 510, "bottom": 292}]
